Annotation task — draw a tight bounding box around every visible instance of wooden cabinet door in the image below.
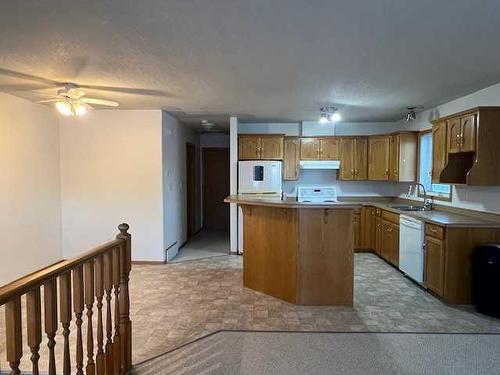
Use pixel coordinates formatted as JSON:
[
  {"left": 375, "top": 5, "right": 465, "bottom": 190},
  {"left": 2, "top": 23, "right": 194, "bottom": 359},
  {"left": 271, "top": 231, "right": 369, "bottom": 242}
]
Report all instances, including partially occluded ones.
[
  {"left": 368, "top": 137, "right": 390, "bottom": 180},
  {"left": 353, "top": 212, "right": 360, "bottom": 250},
  {"left": 354, "top": 138, "right": 368, "bottom": 180},
  {"left": 432, "top": 122, "right": 448, "bottom": 183},
  {"left": 424, "top": 236, "right": 445, "bottom": 296},
  {"left": 389, "top": 222, "right": 399, "bottom": 267},
  {"left": 375, "top": 217, "right": 382, "bottom": 256},
  {"left": 360, "top": 206, "right": 376, "bottom": 250},
  {"left": 300, "top": 138, "right": 320, "bottom": 160},
  {"left": 260, "top": 136, "right": 284, "bottom": 160},
  {"left": 460, "top": 114, "right": 476, "bottom": 152},
  {"left": 339, "top": 138, "right": 354, "bottom": 180},
  {"left": 381, "top": 221, "right": 391, "bottom": 262},
  {"left": 320, "top": 138, "right": 339, "bottom": 160},
  {"left": 283, "top": 138, "right": 300, "bottom": 180},
  {"left": 239, "top": 136, "right": 261, "bottom": 160},
  {"left": 447, "top": 118, "right": 462, "bottom": 154},
  {"left": 360, "top": 207, "right": 371, "bottom": 249},
  {"left": 381, "top": 221, "right": 399, "bottom": 266},
  {"left": 389, "top": 135, "right": 400, "bottom": 181}
]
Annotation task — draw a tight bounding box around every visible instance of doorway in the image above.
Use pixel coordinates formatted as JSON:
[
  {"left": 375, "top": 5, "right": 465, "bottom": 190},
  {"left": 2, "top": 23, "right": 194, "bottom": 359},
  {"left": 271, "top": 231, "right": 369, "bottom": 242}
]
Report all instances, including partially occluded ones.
[
  {"left": 203, "top": 148, "right": 230, "bottom": 230},
  {"left": 173, "top": 147, "right": 230, "bottom": 263},
  {"left": 186, "top": 142, "right": 197, "bottom": 239}
]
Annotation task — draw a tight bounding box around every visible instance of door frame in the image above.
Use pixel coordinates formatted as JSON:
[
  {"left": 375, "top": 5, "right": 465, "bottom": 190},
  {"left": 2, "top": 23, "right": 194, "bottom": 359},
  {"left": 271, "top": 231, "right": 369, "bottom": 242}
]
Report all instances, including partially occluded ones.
[{"left": 186, "top": 142, "right": 196, "bottom": 239}]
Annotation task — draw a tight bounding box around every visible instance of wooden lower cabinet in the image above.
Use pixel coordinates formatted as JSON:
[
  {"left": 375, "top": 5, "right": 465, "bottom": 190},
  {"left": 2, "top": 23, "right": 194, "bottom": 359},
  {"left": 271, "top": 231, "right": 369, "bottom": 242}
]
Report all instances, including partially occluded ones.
[
  {"left": 381, "top": 220, "right": 399, "bottom": 267},
  {"left": 360, "top": 206, "right": 375, "bottom": 250},
  {"left": 424, "top": 235, "right": 445, "bottom": 296},
  {"left": 374, "top": 216, "right": 383, "bottom": 256},
  {"left": 353, "top": 211, "right": 360, "bottom": 250}
]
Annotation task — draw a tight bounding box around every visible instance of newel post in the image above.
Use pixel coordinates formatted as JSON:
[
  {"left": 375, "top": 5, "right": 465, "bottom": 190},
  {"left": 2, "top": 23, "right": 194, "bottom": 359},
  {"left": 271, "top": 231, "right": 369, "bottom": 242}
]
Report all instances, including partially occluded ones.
[{"left": 116, "top": 223, "right": 132, "bottom": 373}]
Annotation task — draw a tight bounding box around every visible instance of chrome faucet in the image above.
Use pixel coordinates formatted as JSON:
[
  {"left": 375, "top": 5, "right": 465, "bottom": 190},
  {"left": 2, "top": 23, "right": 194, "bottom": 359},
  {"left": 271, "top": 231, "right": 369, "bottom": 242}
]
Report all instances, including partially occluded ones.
[{"left": 406, "top": 183, "right": 432, "bottom": 211}]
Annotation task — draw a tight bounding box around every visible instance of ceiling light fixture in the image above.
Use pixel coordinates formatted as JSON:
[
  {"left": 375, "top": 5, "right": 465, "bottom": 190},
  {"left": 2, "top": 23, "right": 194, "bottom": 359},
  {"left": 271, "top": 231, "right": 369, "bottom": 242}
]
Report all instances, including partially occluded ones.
[
  {"left": 405, "top": 107, "right": 417, "bottom": 122},
  {"left": 55, "top": 99, "right": 87, "bottom": 116},
  {"left": 319, "top": 106, "right": 341, "bottom": 124}
]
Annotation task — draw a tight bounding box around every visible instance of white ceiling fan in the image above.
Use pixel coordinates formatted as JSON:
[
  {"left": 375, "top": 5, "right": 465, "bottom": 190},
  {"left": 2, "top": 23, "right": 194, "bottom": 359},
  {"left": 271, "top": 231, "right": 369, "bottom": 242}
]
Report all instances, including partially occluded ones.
[{"left": 36, "top": 83, "right": 119, "bottom": 116}]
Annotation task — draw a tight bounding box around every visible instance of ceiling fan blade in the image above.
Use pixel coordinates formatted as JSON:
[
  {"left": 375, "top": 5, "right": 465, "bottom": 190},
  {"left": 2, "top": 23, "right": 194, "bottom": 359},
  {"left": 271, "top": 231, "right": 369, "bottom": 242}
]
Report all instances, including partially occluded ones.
[
  {"left": 0, "top": 68, "right": 62, "bottom": 86},
  {"left": 78, "top": 84, "right": 171, "bottom": 97},
  {"left": 35, "top": 99, "right": 60, "bottom": 103},
  {"left": 0, "top": 83, "right": 60, "bottom": 92},
  {"left": 81, "top": 102, "right": 94, "bottom": 110},
  {"left": 80, "top": 97, "right": 119, "bottom": 107}
]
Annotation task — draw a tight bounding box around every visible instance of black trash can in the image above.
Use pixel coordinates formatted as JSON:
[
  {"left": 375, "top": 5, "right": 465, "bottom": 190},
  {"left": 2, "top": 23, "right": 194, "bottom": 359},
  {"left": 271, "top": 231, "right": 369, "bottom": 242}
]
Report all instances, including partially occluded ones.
[{"left": 472, "top": 244, "right": 500, "bottom": 318}]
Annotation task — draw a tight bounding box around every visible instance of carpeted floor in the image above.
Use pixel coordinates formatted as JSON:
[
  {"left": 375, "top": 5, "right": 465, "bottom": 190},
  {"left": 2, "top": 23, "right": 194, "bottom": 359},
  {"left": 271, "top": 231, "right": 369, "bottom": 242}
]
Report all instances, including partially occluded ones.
[{"left": 130, "top": 331, "right": 500, "bottom": 375}]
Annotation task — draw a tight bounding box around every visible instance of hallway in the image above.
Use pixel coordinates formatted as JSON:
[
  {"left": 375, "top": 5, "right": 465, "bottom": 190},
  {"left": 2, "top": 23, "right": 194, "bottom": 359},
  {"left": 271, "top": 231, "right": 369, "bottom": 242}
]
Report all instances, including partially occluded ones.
[{"left": 171, "top": 229, "right": 230, "bottom": 263}]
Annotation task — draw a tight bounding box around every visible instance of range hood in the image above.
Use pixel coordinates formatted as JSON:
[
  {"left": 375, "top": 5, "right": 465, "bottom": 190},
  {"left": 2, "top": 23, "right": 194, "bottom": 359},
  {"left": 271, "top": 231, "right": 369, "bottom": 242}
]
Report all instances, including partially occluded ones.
[{"left": 299, "top": 160, "right": 341, "bottom": 170}]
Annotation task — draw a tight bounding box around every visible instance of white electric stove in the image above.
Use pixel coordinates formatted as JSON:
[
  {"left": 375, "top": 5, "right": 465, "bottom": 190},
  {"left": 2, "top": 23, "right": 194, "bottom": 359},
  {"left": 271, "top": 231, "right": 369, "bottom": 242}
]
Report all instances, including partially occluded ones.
[{"left": 297, "top": 186, "right": 338, "bottom": 203}]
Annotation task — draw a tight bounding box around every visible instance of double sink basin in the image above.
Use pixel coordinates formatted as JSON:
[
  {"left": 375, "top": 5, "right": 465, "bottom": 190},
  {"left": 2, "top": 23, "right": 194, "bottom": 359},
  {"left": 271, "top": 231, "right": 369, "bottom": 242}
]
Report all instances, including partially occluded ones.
[{"left": 387, "top": 204, "right": 430, "bottom": 212}]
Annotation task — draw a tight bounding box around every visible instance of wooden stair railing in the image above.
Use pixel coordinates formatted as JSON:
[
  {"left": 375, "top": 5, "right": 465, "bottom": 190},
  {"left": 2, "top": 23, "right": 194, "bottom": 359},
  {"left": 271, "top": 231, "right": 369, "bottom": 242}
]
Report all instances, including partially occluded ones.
[{"left": 0, "top": 223, "right": 132, "bottom": 375}]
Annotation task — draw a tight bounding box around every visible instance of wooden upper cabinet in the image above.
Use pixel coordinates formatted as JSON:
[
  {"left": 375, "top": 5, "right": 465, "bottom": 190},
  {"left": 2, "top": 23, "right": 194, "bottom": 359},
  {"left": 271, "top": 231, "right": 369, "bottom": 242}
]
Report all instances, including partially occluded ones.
[
  {"left": 389, "top": 135, "right": 399, "bottom": 181},
  {"left": 447, "top": 117, "right": 462, "bottom": 154},
  {"left": 447, "top": 113, "right": 476, "bottom": 154},
  {"left": 239, "top": 136, "right": 261, "bottom": 160},
  {"left": 339, "top": 138, "right": 354, "bottom": 180},
  {"left": 368, "top": 136, "right": 390, "bottom": 181},
  {"left": 424, "top": 235, "right": 445, "bottom": 297},
  {"left": 283, "top": 137, "right": 300, "bottom": 180},
  {"left": 354, "top": 138, "right": 368, "bottom": 180},
  {"left": 389, "top": 132, "right": 418, "bottom": 182},
  {"left": 238, "top": 135, "right": 283, "bottom": 160},
  {"left": 260, "top": 135, "right": 284, "bottom": 160},
  {"left": 320, "top": 138, "right": 339, "bottom": 160},
  {"left": 339, "top": 137, "right": 367, "bottom": 180},
  {"left": 460, "top": 113, "right": 476, "bottom": 152},
  {"left": 432, "top": 122, "right": 448, "bottom": 183},
  {"left": 300, "top": 138, "right": 321, "bottom": 160}
]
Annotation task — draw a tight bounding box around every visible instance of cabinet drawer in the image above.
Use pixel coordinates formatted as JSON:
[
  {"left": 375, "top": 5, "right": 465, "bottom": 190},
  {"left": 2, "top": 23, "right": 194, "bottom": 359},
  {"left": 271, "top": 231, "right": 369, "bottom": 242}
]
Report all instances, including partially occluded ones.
[
  {"left": 425, "top": 224, "right": 445, "bottom": 239},
  {"left": 375, "top": 208, "right": 382, "bottom": 217},
  {"left": 382, "top": 210, "right": 399, "bottom": 224}
]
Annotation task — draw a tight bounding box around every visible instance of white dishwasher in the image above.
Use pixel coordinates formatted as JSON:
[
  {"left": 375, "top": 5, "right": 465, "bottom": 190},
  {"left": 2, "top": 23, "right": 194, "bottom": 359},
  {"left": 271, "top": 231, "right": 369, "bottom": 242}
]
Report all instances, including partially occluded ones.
[{"left": 399, "top": 215, "right": 425, "bottom": 283}]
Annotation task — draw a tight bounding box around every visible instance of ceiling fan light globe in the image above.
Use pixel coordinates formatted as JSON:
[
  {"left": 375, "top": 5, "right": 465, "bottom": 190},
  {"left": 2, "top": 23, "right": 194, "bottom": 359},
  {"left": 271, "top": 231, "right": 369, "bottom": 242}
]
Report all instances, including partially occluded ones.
[
  {"left": 55, "top": 101, "right": 73, "bottom": 116},
  {"left": 73, "top": 102, "right": 87, "bottom": 116},
  {"left": 319, "top": 113, "right": 329, "bottom": 124},
  {"left": 330, "top": 112, "right": 341, "bottom": 122}
]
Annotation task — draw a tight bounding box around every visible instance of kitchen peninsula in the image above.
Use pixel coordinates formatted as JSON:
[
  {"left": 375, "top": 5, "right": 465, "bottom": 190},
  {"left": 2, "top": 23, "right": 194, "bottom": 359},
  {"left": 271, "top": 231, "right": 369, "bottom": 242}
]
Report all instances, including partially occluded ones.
[{"left": 225, "top": 195, "right": 357, "bottom": 306}]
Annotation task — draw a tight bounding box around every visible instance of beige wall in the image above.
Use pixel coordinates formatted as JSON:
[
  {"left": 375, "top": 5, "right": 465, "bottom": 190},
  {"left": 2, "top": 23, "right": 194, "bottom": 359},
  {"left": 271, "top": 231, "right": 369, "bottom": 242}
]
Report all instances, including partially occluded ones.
[
  {"left": 0, "top": 93, "right": 62, "bottom": 286},
  {"left": 59, "top": 110, "right": 164, "bottom": 261},
  {"left": 162, "top": 112, "right": 201, "bottom": 261}
]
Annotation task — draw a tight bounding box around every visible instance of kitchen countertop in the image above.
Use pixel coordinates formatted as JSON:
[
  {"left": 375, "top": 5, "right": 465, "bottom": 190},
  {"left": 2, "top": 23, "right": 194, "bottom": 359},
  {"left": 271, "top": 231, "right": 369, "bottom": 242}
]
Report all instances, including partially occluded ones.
[
  {"left": 224, "top": 195, "right": 360, "bottom": 209},
  {"left": 225, "top": 195, "right": 500, "bottom": 228}
]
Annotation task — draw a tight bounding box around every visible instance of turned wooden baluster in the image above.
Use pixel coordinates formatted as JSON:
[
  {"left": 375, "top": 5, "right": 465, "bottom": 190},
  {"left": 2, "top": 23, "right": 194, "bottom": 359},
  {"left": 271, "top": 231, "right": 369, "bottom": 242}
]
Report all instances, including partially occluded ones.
[
  {"left": 112, "top": 245, "right": 122, "bottom": 374},
  {"left": 5, "top": 296, "right": 22, "bottom": 375},
  {"left": 60, "top": 272, "right": 72, "bottom": 375},
  {"left": 117, "top": 223, "right": 132, "bottom": 372},
  {"left": 95, "top": 255, "right": 106, "bottom": 375},
  {"left": 85, "top": 261, "right": 96, "bottom": 375},
  {"left": 73, "top": 265, "right": 85, "bottom": 375},
  {"left": 44, "top": 278, "right": 58, "bottom": 375},
  {"left": 26, "top": 287, "right": 42, "bottom": 375},
  {"left": 103, "top": 251, "right": 114, "bottom": 375}
]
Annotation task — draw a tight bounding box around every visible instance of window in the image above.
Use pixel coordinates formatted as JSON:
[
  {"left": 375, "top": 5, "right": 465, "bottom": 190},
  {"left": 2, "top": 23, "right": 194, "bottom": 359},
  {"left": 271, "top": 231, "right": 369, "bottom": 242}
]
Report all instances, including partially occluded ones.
[{"left": 419, "top": 132, "right": 451, "bottom": 199}]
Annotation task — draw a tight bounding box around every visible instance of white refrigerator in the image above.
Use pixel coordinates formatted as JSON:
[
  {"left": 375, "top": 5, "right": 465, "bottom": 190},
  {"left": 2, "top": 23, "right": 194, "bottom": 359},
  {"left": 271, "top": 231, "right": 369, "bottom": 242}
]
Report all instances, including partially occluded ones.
[{"left": 238, "top": 161, "right": 282, "bottom": 253}]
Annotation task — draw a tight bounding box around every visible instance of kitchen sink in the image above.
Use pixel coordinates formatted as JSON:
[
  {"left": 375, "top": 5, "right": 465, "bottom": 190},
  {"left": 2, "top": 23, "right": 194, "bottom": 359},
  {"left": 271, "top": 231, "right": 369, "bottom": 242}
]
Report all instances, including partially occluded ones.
[{"left": 387, "top": 204, "right": 427, "bottom": 211}]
